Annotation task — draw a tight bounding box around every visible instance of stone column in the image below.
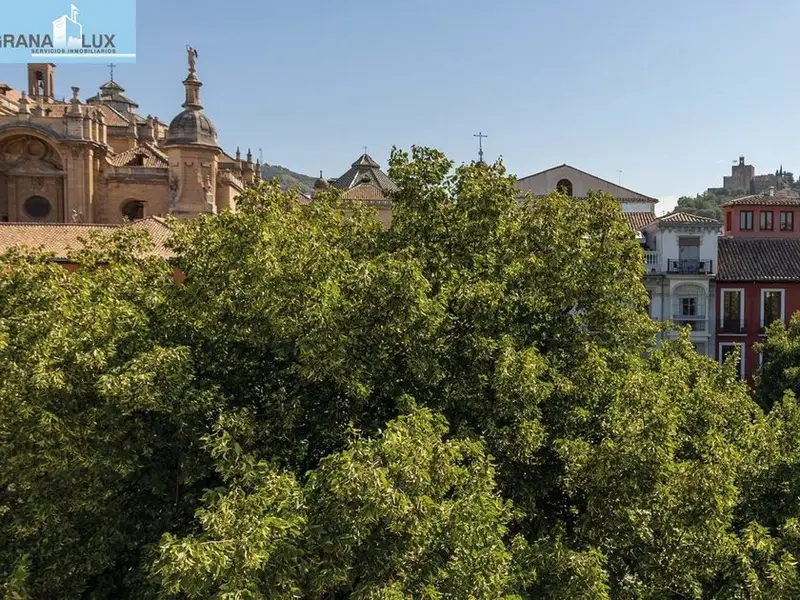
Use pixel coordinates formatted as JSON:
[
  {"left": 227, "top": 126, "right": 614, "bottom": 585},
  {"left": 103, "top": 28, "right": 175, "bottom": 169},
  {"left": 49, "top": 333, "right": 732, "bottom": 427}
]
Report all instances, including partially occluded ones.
[{"left": 63, "top": 145, "right": 90, "bottom": 222}]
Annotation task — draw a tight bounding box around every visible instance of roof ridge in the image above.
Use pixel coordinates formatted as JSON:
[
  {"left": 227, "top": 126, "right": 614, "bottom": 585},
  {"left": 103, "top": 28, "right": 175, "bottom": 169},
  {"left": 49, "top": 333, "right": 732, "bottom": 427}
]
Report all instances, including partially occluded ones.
[
  {"left": 517, "top": 164, "right": 658, "bottom": 202},
  {"left": 659, "top": 210, "right": 721, "bottom": 223}
]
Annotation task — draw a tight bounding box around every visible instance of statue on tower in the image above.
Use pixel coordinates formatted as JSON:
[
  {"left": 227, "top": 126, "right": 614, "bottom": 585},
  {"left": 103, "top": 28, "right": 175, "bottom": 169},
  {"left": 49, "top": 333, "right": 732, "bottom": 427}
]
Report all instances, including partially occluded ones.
[{"left": 186, "top": 45, "right": 198, "bottom": 73}]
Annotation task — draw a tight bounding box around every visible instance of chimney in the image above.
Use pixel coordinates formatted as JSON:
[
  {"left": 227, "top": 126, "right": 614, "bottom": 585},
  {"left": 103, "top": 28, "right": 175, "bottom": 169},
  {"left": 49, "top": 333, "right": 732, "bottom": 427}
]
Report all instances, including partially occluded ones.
[{"left": 769, "top": 186, "right": 775, "bottom": 197}]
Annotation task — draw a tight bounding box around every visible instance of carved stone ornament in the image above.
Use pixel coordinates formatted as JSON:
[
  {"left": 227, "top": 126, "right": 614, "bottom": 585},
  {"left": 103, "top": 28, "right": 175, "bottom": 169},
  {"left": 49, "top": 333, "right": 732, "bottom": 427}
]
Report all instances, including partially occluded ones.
[{"left": 168, "top": 175, "right": 180, "bottom": 211}]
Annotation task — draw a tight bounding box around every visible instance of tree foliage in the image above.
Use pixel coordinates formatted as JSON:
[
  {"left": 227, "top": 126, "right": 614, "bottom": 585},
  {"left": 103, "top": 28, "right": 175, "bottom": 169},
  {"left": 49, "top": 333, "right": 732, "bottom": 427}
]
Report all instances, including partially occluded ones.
[
  {"left": 2, "top": 148, "right": 800, "bottom": 598},
  {"left": 676, "top": 192, "right": 728, "bottom": 221}
]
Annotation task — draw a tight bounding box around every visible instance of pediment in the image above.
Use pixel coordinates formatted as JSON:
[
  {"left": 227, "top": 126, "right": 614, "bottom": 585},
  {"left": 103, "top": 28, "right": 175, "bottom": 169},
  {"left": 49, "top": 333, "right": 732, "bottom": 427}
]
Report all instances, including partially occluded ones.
[
  {"left": 5, "top": 156, "right": 64, "bottom": 176},
  {"left": 516, "top": 164, "right": 656, "bottom": 202},
  {"left": 0, "top": 134, "right": 63, "bottom": 175}
]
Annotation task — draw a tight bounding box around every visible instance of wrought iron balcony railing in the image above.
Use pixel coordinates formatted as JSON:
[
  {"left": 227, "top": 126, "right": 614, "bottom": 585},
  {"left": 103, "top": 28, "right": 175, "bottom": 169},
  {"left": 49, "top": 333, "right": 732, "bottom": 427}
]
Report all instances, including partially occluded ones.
[
  {"left": 719, "top": 319, "right": 747, "bottom": 334},
  {"left": 667, "top": 259, "right": 714, "bottom": 275}
]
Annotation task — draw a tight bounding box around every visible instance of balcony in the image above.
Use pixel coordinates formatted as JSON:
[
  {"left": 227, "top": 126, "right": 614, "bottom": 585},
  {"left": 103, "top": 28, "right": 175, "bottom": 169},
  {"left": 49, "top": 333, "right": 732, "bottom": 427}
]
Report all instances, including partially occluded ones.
[
  {"left": 672, "top": 318, "right": 707, "bottom": 332},
  {"left": 643, "top": 251, "right": 660, "bottom": 273},
  {"left": 667, "top": 259, "right": 714, "bottom": 275},
  {"left": 720, "top": 319, "right": 747, "bottom": 334}
]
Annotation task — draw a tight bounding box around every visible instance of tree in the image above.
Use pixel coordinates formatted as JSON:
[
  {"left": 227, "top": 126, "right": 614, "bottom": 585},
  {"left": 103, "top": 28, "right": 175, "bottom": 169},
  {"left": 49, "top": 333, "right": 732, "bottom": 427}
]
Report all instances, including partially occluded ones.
[
  {"left": 153, "top": 408, "right": 520, "bottom": 599},
  {"left": 755, "top": 315, "right": 800, "bottom": 411},
  {"left": 676, "top": 192, "right": 726, "bottom": 221},
  {"left": 1, "top": 148, "right": 798, "bottom": 598},
  {"left": 0, "top": 230, "right": 219, "bottom": 598}
]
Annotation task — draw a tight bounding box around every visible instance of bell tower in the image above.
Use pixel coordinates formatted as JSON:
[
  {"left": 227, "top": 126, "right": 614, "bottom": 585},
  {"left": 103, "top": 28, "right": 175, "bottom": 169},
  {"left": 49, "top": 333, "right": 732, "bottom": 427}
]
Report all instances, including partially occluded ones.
[{"left": 27, "top": 63, "right": 56, "bottom": 101}]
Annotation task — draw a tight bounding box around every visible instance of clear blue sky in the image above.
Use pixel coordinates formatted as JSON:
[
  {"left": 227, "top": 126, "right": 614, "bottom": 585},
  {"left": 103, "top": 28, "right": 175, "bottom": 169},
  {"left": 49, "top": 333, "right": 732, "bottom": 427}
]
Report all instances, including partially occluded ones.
[{"left": 3, "top": 0, "right": 800, "bottom": 212}]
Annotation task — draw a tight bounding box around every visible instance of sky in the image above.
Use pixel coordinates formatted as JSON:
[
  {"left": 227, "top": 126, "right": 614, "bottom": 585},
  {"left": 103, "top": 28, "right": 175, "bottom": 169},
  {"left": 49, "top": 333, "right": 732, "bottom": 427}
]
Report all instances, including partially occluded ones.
[{"left": 3, "top": 0, "right": 800, "bottom": 213}]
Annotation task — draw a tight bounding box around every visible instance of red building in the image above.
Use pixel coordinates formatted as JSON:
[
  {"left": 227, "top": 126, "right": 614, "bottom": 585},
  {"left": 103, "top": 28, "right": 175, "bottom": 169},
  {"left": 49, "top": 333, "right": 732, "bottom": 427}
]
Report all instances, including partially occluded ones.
[
  {"left": 716, "top": 190, "right": 800, "bottom": 380},
  {"left": 721, "top": 189, "right": 800, "bottom": 239}
]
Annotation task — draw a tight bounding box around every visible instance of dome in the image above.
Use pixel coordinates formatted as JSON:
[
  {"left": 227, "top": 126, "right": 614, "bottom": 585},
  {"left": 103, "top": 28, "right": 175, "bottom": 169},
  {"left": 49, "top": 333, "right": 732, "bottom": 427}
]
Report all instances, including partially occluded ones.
[
  {"left": 163, "top": 109, "right": 218, "bottom": 147},
  {"left": 314, "top": 177, "right": 330, "bottom": 190}
]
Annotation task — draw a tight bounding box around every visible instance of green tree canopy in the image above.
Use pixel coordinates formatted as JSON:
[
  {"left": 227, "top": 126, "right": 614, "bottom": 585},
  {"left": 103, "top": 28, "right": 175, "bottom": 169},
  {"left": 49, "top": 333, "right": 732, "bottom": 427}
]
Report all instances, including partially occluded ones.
[
  {"left": 2, "top": 148, "right": 800, "bottom": 598},
  {"left": 676, "top": 191, "right": 727, "bottom": 221}
]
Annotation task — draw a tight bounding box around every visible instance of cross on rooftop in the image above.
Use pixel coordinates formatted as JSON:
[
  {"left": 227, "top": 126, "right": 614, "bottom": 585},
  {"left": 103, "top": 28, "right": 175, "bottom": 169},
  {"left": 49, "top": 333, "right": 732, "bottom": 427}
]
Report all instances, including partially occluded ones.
[
  {"left": 362, "top": 145, "right": 368, "bottom": 155},
  {"left": 107, "top": 63, "right": 116, "bottom": 81},
  {"left": 473, "top": 131, "right": 487, "bottom": 163}
]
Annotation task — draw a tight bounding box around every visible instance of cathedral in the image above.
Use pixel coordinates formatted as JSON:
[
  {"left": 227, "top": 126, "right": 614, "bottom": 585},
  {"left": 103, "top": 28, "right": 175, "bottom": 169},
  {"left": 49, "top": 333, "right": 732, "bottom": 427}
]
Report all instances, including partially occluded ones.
[{"left": 0, "top": 48, "right": 259, "bottom": 225}]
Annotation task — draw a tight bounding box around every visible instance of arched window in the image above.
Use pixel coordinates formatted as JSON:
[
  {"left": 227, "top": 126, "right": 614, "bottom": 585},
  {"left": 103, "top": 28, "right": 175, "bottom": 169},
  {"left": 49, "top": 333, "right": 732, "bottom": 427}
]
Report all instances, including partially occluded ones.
[
  {"left": 556, "top": 178, "right": 574, "bottom": 197},
  {"left": 122, "top": 200, "right": 145, "bottom": 221},
  {"left": 23, "top": 195, "right": 51, "bottom": 219}
]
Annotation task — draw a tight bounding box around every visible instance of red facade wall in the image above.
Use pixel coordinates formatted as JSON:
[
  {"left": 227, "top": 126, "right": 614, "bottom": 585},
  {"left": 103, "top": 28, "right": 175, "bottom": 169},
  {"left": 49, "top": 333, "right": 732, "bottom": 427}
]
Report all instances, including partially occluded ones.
[
  {"left": 715, "top": 280, "right": 800, "bottom": 380},
  {"left": 723, "top": 205, "right": 800, "bottom": 239}
]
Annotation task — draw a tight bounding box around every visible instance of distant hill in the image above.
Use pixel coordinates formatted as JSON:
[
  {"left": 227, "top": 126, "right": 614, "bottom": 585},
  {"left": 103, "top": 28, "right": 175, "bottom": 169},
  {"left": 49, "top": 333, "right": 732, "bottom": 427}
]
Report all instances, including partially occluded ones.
[{"left": 260, "top": 164, "right": 317, "bottom": 196}]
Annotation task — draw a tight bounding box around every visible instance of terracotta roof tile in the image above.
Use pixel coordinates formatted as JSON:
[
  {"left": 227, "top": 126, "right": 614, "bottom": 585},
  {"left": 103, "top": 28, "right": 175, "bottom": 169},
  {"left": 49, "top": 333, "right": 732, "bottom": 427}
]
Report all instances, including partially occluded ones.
[
  {"left": 131, "top": 217, "right": 173, "bottom": 256},
  {"left": 340, "top": 183, "right": 387, "bottom": 201},
  {"left": 99, "top": 105, "right": 131, "bottom": 127},
  {"left": 657, "top": 211, "right": 722, "bottom": 225},
  {"left": 0, "top": 217, "right": 173, "bottom": 260},
  {"left": 717, "top": 237, "right": 800, "bottom": 281},
  {"left": 721, "top": 191, "right": 800, "bottom": 207},
  {"left": 108, "top": 144, "right": 168, "bottom": 168},
  {"left": 624, "top": 211, "right": 657, "bottom": 231}
]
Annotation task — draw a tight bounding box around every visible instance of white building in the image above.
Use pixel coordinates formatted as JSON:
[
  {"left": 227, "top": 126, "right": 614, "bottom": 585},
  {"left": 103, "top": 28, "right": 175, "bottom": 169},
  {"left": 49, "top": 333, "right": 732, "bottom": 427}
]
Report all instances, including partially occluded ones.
[{"left": 640, "top": 213, "right": 722, "bottom": 356}]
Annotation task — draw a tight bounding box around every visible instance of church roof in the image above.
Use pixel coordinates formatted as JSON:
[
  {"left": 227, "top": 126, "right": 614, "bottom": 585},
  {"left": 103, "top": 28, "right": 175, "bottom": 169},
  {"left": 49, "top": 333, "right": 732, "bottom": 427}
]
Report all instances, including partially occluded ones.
[
  {"left": 108, "top": 143, "right": 168, "bottom": 168},
  {"left": 340, "top": 182, "right": 387, "bottom": 201},
  {"left": 0, "top": 217, "right": 173, "bottom": 260},
  {"left": 98, "top": 104, "right": 132, "bottom": 126},
  {"left": 86, "top": 79, "right": 139, "bottom": 108},
  {"left": 516, "top": 164, "right": 658, "bottom": 203},
  {"left": 333, "top": 153, "right": 397, "bottom": 192},
  {"left": 164, "top": 108, "right": 218, "bottom": 147},
  {"left": 351, "top": 153, "right": 380, "bottom": 168},
  {"left": 219, "top": 150, "right": 238, "bottom": 164},
  {"left": 38, "top": 103, "right": 131, "bottom": 126}
]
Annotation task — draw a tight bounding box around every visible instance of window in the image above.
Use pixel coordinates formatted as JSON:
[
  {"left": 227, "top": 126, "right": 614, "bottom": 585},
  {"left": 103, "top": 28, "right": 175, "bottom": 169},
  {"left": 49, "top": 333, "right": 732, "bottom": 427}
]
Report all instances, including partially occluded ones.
[
  {"left": 740, "top": 210, "right": 753, "bottom": 231},
  {"left": 678, "top": 237, "right": 700, "bottom": 260},
  {"left": 726, "top": 211, "right": 732, "bottom": 232},
  {"left": 122, "top": 200, "right": 145, "bottom": 221},
  {"left": 719, "top": 343, "right": 745, "bottom": 380},
  {"left": 760, "top": 210, "right": 774, "bottom": 230},
  {"left": 720, "top": 289, "right": 744, "bottom": 333},
  {"left": 556, "top": 178, "right": 573, "bottom": 197},
  {"left": 673, "top": 284, "right": 706, "bottom": 330},
  {"left": 761, "top": 289, "right": 785, "bottom": 330},
  {"left": 781, "top": 211, "right": 794, "bottom": 231},
  {"left": 681, "top": 296, "right": 697, "bottom": 316},
  {"left": 23, "top": 195, "right": 51, "bottom": 219}
]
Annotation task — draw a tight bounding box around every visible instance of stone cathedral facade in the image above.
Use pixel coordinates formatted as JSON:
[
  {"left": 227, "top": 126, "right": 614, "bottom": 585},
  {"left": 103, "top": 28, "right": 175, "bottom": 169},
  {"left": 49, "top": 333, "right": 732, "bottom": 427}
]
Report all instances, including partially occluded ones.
[{"left": 0, "top": 50, "right": 259, "bottom": 225}]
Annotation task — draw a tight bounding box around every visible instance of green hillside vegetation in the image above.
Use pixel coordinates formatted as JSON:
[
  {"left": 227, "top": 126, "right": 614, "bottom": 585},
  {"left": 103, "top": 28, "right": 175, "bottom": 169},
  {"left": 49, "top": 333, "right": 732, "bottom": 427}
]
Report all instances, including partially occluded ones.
[{"left": 260, "top": 163, "right": 317, "bottom": 195}]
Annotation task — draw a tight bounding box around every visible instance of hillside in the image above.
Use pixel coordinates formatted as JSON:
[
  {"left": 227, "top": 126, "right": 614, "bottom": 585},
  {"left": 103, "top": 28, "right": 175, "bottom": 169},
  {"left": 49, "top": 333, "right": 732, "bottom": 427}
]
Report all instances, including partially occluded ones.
[{"left": 260, "top": 164, "right": 317, "bottom": 196}]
